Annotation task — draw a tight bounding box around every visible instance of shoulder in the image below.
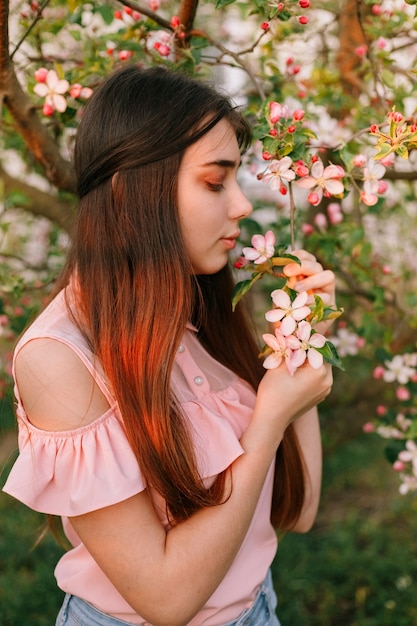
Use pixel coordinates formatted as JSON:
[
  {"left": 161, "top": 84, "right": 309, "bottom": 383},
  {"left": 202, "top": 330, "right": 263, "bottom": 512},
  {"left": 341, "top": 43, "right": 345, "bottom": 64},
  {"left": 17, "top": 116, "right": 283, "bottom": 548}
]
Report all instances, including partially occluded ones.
[{"left": 14, "top": 337, "right": 110, "bottom": 432}]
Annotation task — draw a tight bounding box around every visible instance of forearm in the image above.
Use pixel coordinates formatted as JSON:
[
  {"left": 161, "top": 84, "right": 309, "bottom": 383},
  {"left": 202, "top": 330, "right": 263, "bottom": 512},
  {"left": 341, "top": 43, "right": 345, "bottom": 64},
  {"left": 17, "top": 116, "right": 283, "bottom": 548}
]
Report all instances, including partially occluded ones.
[{"left": 291, "top": 406, "right": 322, "bottom": 532}]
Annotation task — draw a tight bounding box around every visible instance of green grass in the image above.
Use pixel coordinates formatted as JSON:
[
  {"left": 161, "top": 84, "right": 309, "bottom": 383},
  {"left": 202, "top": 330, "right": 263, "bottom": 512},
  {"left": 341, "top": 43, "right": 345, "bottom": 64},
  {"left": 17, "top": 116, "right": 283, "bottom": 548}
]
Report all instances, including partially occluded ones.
[{"left": 1, "top": 395, "right": 417, "bottom": 625}]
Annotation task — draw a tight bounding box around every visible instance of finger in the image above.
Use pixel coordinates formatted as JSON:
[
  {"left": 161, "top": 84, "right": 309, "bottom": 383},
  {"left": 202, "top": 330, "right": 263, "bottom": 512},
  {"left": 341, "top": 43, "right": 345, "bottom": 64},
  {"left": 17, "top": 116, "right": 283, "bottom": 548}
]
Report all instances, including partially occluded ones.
[
  {"left": 293, "top": 269, "right": 335, "bottom": 292},
  {"left": 284, "top": 259, "right": 324, "bottom": 278}
]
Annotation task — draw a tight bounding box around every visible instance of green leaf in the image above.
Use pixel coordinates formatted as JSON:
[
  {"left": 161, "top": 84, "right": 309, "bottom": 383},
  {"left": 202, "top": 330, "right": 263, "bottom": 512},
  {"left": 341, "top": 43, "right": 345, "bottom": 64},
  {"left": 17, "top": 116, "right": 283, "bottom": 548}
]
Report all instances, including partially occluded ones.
[
  {"left": 316, "top": 341, "right": 345, "bottom": 370},
  {"left": 231, "top": 274, "right": 263, "bottom": 311},
  {"left": 216, "top": 0, "right": 236, "bottom": 7}
]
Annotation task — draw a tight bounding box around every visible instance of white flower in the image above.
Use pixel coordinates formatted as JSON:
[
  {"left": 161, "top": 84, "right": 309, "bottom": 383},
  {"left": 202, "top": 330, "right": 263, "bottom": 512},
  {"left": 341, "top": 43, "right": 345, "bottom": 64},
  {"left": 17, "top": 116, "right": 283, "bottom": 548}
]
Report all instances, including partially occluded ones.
[
  {"left": 329, "top": 328, "right": 360, "bottom": 357},
  {"left": 383, "top": 355, "right": 416, "bottom": 385},
  {"left": 265, "top": 289, "right": 311, "bottom": 336},
  {"left": 262, "top": 157, "right": 295, "bottom": 190},
  {"left": 363, "top": 159, "right": 386, "bottom": 194},
  {"left": 33, "top": 69, "right": 69, "bottom": 113}
]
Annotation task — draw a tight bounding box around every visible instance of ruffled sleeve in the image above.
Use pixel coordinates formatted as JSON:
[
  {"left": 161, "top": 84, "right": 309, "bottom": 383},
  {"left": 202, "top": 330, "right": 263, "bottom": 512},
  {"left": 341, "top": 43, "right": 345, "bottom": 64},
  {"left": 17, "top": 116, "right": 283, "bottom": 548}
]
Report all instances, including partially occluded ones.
[{"left": 2, "top": 405, "right": 147, "bottom": 517}]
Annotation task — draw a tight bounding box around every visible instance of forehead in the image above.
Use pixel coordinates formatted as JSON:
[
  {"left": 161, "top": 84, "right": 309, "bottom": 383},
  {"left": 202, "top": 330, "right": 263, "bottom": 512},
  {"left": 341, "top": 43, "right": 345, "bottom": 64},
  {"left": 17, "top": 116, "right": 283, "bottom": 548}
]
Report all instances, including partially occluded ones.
[{"left": 181, "top": 118, "right": 240, "bottom": 166}]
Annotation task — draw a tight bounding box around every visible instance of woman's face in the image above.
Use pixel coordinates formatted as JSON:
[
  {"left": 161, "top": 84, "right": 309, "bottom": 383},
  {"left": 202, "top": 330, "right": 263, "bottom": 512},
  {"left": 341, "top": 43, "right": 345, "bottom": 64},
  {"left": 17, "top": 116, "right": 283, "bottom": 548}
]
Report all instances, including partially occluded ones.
[{"left": 177, "top": 118, "right": 253, "bottom": 275}]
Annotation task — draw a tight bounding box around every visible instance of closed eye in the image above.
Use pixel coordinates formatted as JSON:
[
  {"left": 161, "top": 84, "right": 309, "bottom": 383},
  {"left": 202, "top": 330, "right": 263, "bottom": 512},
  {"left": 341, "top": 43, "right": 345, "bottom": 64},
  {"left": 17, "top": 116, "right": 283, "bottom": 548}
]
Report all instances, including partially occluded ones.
[{"left": 207, "top": 182, "right": 225, "bottom": 192}]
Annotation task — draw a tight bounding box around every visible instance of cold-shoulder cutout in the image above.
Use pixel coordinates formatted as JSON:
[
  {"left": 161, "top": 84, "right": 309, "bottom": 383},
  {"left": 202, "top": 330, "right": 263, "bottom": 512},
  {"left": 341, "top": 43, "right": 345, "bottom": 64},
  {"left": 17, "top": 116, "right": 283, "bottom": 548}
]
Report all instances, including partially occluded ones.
[{"left": 14, "top": 337, "right": 110, "bottom": 432}]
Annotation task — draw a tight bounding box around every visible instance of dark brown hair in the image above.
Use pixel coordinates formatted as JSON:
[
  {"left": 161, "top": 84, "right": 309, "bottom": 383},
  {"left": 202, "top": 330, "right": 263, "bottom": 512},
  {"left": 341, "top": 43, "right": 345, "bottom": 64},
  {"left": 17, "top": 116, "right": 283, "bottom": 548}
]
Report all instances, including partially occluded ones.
[{"left": 58, "top": 64, "right": 305, "bottom": 527}]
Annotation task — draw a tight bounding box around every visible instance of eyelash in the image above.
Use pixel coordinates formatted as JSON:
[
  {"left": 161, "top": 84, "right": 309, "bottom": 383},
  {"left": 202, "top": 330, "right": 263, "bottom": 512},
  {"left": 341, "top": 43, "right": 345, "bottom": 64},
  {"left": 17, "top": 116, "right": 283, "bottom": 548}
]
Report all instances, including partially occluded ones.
[{"left": 207, "top": 182, "right": 225, "bottom": 192}]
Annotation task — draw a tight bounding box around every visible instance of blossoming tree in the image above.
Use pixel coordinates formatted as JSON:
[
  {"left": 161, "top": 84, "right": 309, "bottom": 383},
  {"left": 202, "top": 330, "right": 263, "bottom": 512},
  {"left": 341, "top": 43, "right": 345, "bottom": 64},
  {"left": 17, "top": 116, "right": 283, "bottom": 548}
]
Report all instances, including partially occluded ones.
[{"left": 1, "top": 0, "right": 417, "bottom": 491}]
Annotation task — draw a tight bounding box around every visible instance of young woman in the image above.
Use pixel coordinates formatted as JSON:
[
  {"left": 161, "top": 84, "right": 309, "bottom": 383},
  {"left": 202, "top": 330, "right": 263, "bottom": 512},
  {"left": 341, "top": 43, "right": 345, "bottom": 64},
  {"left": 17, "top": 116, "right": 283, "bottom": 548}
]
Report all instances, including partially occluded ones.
[{"left": 3, "top": 65, "right": 335, "bottom": 626}]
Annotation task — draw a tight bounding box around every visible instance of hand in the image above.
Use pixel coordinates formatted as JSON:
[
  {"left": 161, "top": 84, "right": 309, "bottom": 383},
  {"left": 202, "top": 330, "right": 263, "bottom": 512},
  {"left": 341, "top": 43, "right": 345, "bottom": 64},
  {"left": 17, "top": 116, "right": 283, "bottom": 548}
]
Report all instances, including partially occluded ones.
[
  {"left": 251, "top": 360, "right": 333, "bottom": 449},
  {"left": 284, "top": 249, "right": 336, "bottom": 334}
]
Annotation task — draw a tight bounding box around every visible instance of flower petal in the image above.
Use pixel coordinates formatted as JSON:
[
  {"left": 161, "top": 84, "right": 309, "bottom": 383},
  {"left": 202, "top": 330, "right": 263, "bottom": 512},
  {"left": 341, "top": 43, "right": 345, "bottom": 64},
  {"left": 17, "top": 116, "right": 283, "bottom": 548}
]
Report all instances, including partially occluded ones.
[
  {"left": 265, "top": 309, "right": 285, "bottom": 323},
  {"left": 307, "top": 348, "right": 324, "bottom": 369},
  {"left": 323, "top": 179, "right": 344, "bottom": 195},
  {"left": 270, "top": 289, "right": 291, "bottom": 308},
  {"left": 280, "top": 316, "right": 297, "bottom": 336},
  {"left": 295, "top": 176, "right": 316, "bottom": 189},
  {"left": 263, "top": 353, "right": 282, "bottom": 369}
]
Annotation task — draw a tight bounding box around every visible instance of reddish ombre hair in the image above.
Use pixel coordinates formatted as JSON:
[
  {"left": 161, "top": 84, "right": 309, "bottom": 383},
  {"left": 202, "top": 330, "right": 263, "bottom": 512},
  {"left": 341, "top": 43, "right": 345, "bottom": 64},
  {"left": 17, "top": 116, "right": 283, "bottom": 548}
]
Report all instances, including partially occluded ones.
[{"left": 57, "top": 65, "right": 305, "bottom": 527}]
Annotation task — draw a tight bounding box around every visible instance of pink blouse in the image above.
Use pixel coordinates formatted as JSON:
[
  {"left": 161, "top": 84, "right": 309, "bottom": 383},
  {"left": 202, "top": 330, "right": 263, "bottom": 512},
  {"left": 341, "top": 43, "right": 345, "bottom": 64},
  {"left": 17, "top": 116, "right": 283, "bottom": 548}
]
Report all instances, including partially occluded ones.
[{"left": 3, "top": 287, "right": 277, "bottom": 626}]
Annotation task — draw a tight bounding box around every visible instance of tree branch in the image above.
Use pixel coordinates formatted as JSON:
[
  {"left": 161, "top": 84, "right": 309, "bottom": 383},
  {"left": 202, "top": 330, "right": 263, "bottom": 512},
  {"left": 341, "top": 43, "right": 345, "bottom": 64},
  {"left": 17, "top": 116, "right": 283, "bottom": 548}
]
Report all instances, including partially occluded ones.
[
  {"left": 0, "top": 166, "right": 75, "bottom": 233},
  {"left": 0, "top": 0, "right": 76, "bottom": 194}
]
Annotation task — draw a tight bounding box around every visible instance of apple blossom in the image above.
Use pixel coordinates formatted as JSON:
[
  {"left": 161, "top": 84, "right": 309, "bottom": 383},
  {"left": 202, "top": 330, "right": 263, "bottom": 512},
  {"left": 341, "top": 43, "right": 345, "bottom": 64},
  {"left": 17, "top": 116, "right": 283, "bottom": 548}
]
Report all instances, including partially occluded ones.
[
  {"left": 33, "top": 69, "right": 69, "bottom": 113},
  {"left": 262, "top": 157, "right": 296, "bottom": 191},
  {"left": 295, "top": 159, "right": 345, "bottom": 204},
  {"left": 242, "top": 230, "right": 276, "bottom": 264},
  {"left": 363, "top": 159, "right": 386, "bottom": 194},
  {"left": 262, "top": 329, "right": 299, "bottom": 375},
  {"left": 398, "top": 440, "right": 417, "bottom": 475},
  {"left": 329, "top": 327, "right": 361, "bottom": 357},
  {"left": 265, "top": 289, "right": 311, "bottom": 336},
  {"left": 268, "top": 101, "right": 290, "bottom": 124},
  {"left": 285, "top": 321, "right": 326, "bottom": 369},
  {"left": 383, "top": 355, "right": 416, "bottom": 385}
]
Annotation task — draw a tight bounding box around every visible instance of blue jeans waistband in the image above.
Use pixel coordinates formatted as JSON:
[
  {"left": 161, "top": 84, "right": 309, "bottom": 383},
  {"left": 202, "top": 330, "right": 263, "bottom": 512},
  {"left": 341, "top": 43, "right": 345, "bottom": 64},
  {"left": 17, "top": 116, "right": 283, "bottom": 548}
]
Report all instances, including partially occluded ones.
[{"left": 55, "top": 569, "right": 280, "bottom": 626}]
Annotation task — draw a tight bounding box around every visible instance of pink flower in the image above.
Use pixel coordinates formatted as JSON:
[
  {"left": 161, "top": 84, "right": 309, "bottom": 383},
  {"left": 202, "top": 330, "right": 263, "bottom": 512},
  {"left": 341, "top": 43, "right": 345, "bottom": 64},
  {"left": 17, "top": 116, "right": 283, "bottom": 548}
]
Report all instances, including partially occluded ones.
[
  {"left": 373, "top": 365, "right": 385, "bottom": 379},
  {"left": 242, "top": 230, "right": 275, "bottom": 264},
  {"left": 262, "top": 329, "right": 299, "bottom": 375},
  {"left": 262, "top": 157, "right": 295, "bottom": 190},
  {"left": 293, "top": 109, "right": 305, "bottom": 121},
  {"left": 33, "top": 69, "right": 69, "bottom": 113},
  {"left": 327, "top": 202, "right": 343, "bottom": 225},
  {"left": 70, "top": 83, "right": 93, "bottom": 99},
  {"left": 285, "top": 321, "right": 326, "bottom": 369},
  {"left": 265, "top": 289, "right": 311, "bottom": 336},
  {"left": 295, "top": 159, "right": 345, "bottom": 204},
  {"left": 314, "top": 212, "right": 328, "bottom": 230},
  {"left": 268, "top": 101, "right": 290, "bottom": 124},
  {"left": 363, "top": 159, "right": 386, "bottom": 194},
  {"left": 353, "top": 154, "right": 367, "bottom": 167},
  {"left": 393, "top": 460, "right": 405, "bottom": 472},
  {"left": 360, "top": 191, "right": 378, "bottom": 206}
]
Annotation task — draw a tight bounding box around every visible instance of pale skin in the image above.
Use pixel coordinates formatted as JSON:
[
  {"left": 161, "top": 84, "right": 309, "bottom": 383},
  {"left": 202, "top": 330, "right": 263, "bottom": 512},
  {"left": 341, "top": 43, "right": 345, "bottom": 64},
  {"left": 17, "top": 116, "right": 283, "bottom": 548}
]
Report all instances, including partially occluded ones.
[{"left": 14, "top": 119, "right": 336, "bottom": 626}]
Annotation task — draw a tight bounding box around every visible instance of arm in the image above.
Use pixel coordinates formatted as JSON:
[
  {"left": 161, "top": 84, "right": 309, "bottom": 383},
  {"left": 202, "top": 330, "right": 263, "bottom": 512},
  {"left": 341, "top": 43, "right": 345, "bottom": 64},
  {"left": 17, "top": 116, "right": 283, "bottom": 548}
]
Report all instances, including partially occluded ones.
[
  {"left": 290, "top": 406, "right": 322, "bottom": 533},
  {"left": 15, "top": 338, "right": 332, "bottom": 626}
]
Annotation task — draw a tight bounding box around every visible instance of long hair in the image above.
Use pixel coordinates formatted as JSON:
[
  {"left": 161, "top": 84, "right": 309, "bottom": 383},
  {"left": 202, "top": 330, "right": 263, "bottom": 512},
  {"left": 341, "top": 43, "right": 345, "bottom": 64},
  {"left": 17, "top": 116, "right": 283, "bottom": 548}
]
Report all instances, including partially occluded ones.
[{"left": 58, "top": 64, "right": 305, "bottom": 527}]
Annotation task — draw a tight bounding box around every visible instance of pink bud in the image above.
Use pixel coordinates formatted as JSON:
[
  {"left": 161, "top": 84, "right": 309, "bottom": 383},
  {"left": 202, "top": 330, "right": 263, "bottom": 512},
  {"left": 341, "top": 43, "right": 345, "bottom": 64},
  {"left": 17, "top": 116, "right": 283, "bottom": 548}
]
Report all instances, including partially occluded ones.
[
  {"left": 293, "top": 109, "right": 305, "bottom": 121},
  {"left": 311, "top": 154, "right": 319, "bottom": 163},
  {"left": 270, "top": 128, "right": 277, "bottom": 137},
  {"left": 376, "top": 405, "right": 386, "bottom": 416},
  {"left": 286, "top": 57, "right": 293, "bottom": 65},
  {"left": 294, "top": 163, "right": 309, "bottom": 177},
  {"left": 119, "top": 50, "right": 132, "bottom": 60},
  {"left": 262, "top": 151, "right": 272, "bottom": 160},
  {"left": 307, "top": 192, "right": 320, "bottom": 206},
  {"left": 360, "top": 191, "right": 378, "bottom": 206},
  {"left": 148, "top": 0, "right": 160, "bottom": 9},
  {"left": 170, "top": 15, "right": 180, "bottom": 27},
  {"left": 132, "top": 11, "right": 141, "bottom": 20},
  {"left": 299, "top": 0, "right": 310, "bottom": 6},
  {"left": 114, "top": 10, "right": 123, "bottom": 19},
  {"left": 301, "top": 223, "right": 314, "bottom": 236},
  {"left": 363, "top": 422, "right": 375, "bottom": 433},
  {"left": 158, "top": 44, "right": 171, "bottom": 57},
  {"left": 261, "top": 21, "right": 269, "bottom": 30},
  {"left": 376, "top": 37, "right": 386, "bottom": 49},
  {"left": 124, "top": 5, "right": 132, "bottom": 14},
  {"left": 43, "top": 102, "right": 54, "bottom": 116},
  {"left": 380, "top": 152, "right": 395, "bottom": 167},
  {"left": 280, "top": 185, "right": 288, "bottom": 195},
  {"left": 269, "top": 101, "right": 283, "bottom": 124},
  {"left": 372, "top": 4, "right": 382, "bottom": 15},
  {"left": 287, "top": 125, "right": 296, "bottom": 133},
  {"left": 314, "top": 212, "right": 327, "bottom": 229},
  {"left": 328, "top": 208, "right": 343, "bottom": 225},
  {"left": 382, "top": 265, "right": 391, "bottom": 275},
  {"left": 291, "top": 65, "right": 301, "bottom": 75},
  {"left": 34, "top": 67, "right": 48, "bottom": 83},
  {"left": 298, "top": 15, "right": 308, "bottom": 25},
  {"left": 393, "top": 460, "right": 405, "bottom": 472},
  {"left": 373, "top": 366, "right": 385, "bottom": 379},
  {"left": 70, "top": 83, "right": 82, "bottom": 99},
  {"left": 377, "top": 180, "right": 388, "bottom": 194},
  {"left": 396, "top": 387, "right": 410, "bottom": 401},
  {"left": 355, "top": 45, "right": 368, "bottom": 57},
  {"left": 353, "top": 154, "right": 367, "bottom": 167},
  {"left": 370, "top": 124, "right": 378, "bottom": 133}
]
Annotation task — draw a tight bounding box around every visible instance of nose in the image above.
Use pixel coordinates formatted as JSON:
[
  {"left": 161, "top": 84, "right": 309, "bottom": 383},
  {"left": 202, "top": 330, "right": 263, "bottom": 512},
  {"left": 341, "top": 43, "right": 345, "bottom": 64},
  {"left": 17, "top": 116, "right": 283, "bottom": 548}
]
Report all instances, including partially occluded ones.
[{"left": 229, "top": 183, "right": 253, "bottom": 221}]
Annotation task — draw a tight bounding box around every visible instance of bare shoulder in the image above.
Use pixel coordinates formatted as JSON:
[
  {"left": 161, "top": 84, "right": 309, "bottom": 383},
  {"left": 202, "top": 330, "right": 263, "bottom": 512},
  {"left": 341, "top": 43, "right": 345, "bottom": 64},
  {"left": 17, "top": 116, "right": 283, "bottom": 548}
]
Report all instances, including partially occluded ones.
[{"left": 14, "top": 337, "right": 110, "bottom": 432}]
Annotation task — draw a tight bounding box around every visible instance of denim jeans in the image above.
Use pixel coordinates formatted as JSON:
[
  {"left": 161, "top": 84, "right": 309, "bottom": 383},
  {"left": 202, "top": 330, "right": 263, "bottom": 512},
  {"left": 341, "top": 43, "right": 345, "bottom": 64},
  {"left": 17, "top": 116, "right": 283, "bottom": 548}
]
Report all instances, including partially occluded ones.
[{"left": 55, "top": 570, "right": 280, "bottom": 626}]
